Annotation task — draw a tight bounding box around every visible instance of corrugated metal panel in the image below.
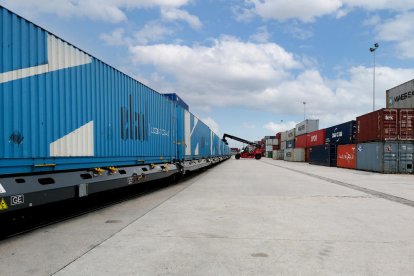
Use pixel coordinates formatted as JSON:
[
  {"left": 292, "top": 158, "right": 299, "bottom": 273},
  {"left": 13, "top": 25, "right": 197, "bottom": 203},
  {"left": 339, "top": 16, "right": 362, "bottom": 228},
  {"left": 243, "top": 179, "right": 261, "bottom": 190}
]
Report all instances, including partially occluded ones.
[
  {"left": 309, "top": 144, "right": 337, "bottom": 167},
  {"left": 399, "top": 142, "right": 414, "bottom": 173},
  {"left": 295, "top": 134, "right": 307, "bottom": 148},
  {"left": 356, "top": 142, "right": 398, "bottom": 173},
  {"left": 386, "top": 79, "right": 414, "bottom": 108},
  {"left": 273, "top": 150, "right": 284, "bottom": 160},
  {"left": 307, "top": 129, "right": 325, "bottom": 147},
  {"left": 337, "top": 144, "right": 356, "bottom": 169},
  {"left": 356, "top": 109, "right": 398, "bottom": 142},
  {"left": 398, "top": 109, "right": 414, "bottom": 140},
  {"left": 325, "top": 121, "right": 356, "bottom": 145},
  {"left": 295, "top": 119, "right": 319, "bottom": 136},
  {"left": 284, "top": 148, "right": 305, "bottom": 162},
  {"left": 281, "top": 141, "right": 286, "bottom": 150}
]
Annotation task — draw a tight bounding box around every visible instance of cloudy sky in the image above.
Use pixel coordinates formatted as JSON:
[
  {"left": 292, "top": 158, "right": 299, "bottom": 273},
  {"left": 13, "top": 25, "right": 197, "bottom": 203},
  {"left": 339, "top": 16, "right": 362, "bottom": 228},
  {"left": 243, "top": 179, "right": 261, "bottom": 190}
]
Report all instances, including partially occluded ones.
[{"left": 2, "top": 0, "right": 414, "bottom": 146}]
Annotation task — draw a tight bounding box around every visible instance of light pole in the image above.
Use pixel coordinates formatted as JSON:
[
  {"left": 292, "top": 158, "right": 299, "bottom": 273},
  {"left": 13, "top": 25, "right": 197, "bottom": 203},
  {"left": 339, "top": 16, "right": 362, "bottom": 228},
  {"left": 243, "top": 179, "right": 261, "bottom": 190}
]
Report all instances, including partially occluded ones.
[
  {"left": 303, "top": 101, "right": 306, "bottom": 120},
  {"left": 370, "top": 43, "right": 379, "bottom": 111}
]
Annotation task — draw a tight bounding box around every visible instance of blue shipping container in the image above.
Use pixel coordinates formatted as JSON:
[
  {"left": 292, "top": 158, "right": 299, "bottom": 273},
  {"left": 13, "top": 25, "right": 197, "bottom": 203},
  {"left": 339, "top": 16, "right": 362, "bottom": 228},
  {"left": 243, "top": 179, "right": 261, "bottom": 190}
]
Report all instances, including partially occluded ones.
[
  {"left": 0, "top": 6, "right": 229, "bottom": 175},
  {"left": 309, "top": 144, "right": 337, "bottom": 167},
  {"left": 163, "top": 93, "right": 189, "bottom": 111},
  {"left": 325, "top": 120, "right": 356, "bottom": 145},
  {"left": 286, "top": 139, "right": 295, "bottom": 149}
]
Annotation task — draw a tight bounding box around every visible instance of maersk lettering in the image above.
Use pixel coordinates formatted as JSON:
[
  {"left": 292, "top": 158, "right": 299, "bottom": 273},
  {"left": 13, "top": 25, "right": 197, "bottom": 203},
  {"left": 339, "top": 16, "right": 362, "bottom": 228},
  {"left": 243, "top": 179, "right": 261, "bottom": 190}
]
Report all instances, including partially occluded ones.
[{"left": 393, "top": 90, "right": 414, "bottom": 103}]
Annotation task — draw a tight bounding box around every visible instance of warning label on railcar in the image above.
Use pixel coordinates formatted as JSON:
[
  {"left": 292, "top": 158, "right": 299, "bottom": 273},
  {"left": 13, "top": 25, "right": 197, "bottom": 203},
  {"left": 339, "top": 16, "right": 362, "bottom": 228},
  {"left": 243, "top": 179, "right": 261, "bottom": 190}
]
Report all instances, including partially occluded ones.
[
  {"left": 0, "top": 198, "right": 8, "bottom": 210},
  {"left": 0, "top": 183, "right": 6, "bottom": 194}
]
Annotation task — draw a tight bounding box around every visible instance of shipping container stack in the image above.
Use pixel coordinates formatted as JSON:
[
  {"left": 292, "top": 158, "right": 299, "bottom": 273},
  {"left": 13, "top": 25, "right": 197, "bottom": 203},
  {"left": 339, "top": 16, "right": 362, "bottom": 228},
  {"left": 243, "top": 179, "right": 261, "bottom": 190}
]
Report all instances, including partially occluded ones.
[
  {"left": 265, "top": 136, "right": 277, "bottom": 158},
  {"left": 356, "top": 108, "right": 414, "bottom": 173},
  {"left": 272, "top": 132, "right": 283, "bottom": 160},
  {"left": 293, "top": 119, "right": 319, "bottom": 162},
  {"left": 309, "top": 120, "right": 356, "bottom": 167}
]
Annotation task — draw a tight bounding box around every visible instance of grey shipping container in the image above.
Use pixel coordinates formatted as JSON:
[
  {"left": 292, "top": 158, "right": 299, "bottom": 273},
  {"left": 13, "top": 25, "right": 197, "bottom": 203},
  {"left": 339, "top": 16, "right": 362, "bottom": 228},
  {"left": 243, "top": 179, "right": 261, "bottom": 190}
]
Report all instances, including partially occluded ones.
[
  {"left": 399, "top": 143, "right": 414, "bottom": 173},
  {"left": 295, "top": 119, "right": 319, "bottom": 136},
  {"left": 281, "top": 141, "right": 287, "bottom": 150},
  {"left": 386, "top": 79, "right": 414, "bottom": 108},
  {"left": 284, "top": 148, "right": 305, "bottom": 162},
  {"left": 356, "top": 142, "right": 399, "bottom": 173}
]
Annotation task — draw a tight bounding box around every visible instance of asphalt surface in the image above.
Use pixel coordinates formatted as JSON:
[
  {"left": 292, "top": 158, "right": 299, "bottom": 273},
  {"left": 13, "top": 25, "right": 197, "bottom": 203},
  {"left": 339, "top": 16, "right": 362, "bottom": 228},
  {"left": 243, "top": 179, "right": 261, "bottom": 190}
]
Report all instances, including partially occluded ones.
[{"left": 1, "top": 158, "right": 414, "bottom": 275}]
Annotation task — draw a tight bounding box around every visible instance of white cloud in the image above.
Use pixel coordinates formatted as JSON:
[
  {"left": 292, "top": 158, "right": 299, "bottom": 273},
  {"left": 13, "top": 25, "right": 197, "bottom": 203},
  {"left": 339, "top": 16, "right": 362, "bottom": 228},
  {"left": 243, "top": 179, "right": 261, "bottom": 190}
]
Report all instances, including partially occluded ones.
[
  {"left": 161, "top": 8, "right": 202, "bottom": 30},
  {"left": 128, "top": 36, "right": 414, "bottom": 129},
  {"left": 250, "top": 26, "right": 270, "bottom": 43},
  {"left": 245, "top": 0, "right": 343, "bottom": 22},
  {"left": 242, "top": 0, "right": 414, "bottom": 22},
  {"left": 264, "top": 121, "right": 296, "bottom": 133},
  {"left": 134, "top": 22, "right": 174, "bottom": 45},
  {"left": 1, "top": 0, "right": 191, "bottom": 23},
  {"left": 202, "top": 117, "right": 220, "bottom": 135},
  {"left": 100, "top": 28, "right": 130, "bottom": 46},
  {"left": 376, "top": 12, "right": 414, "bottom": 58}
]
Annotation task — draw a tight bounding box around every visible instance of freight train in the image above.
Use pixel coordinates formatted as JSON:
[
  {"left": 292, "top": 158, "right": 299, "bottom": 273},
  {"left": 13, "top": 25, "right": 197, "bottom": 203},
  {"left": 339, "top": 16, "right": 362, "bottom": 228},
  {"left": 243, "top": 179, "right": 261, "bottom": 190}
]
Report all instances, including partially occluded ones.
[{"left": 0, "top": 6, "right": 231, "bottom": 213}]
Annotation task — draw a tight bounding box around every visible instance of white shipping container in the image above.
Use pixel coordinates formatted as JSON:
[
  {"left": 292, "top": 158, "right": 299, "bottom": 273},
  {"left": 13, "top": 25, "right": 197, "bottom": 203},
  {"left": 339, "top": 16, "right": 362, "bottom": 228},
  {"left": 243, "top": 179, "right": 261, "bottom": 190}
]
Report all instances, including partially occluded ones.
[
  {"left": 295, "top": 119, "right": 319, "bottom": 136},
  {"left": 281, "top": 131, "right": 287, "bottom": 142},
  {"left": 287, "top": 128, "right": 296, "bottom": 140},
  {"left": 386, "top": 79, "right": 414, "bottom": 108},
  {"left": 266, "top": 139, "right": 273, "bottom": 146},
  {"left": 284, "top": 148, "right": 305, "bottom": 162},
  {"left": 266, "top": 145, "right": 273, "bottom": 151},
  {"left": 273, "top": 150, "right": 284, "bottom": 160},
  {"left": 281, "top": 141, "right": 287, "bottom": 150}
]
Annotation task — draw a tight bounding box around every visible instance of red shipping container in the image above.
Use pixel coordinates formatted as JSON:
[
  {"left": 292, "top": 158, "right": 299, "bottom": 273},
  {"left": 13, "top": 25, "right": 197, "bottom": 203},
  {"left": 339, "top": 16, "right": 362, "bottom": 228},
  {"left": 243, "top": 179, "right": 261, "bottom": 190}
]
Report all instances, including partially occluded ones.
[
  {"left": 337, "top": 144, "right": 356, "bottom": 169},
  {"left": 306, "top": 129, "right": 326, "bottom": 147},
  {"left": 275, "top": 132, "right": 282, "bottom": 139},
  {"left": 295, "top": 134, "right": 307, "bottom": 148},
  {"left": 356, "top": 109, "right": 398, "bottom": 142},
  {"left": 272, "top": 145, "right": 280, "bottom": 150},
  {"left": 399, "top": 109, "right": 414, "bottom": 140}
]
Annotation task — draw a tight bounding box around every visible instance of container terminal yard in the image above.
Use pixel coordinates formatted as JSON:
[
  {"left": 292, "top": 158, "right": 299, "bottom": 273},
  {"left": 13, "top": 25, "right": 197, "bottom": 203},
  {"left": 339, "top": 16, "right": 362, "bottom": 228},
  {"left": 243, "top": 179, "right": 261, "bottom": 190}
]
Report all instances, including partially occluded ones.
[{"left": 1, "top": 5, "right": 414, "bottom": 276}]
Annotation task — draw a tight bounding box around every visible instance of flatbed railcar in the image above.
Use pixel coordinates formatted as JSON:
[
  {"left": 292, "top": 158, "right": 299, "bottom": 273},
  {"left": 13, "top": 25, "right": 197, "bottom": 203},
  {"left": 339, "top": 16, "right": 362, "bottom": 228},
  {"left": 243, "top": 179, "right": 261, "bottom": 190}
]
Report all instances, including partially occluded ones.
[{"left": 0, "top": 6, "right": 230, "bottom": 213}]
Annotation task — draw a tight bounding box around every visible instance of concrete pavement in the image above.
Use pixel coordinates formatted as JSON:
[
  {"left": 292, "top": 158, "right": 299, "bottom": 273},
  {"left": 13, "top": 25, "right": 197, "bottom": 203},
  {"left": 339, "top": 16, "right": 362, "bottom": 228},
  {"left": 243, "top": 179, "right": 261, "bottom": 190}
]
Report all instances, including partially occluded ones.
[{"left": 2, "top": 158, "right": 414, "bottom": 275}]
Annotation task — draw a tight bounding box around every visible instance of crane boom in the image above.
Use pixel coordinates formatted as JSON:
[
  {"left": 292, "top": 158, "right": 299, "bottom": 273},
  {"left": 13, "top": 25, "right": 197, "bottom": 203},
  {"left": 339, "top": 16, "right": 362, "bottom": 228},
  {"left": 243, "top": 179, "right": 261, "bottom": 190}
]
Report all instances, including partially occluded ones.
[{"left": 222, "top": 133, "right": 261, "bottom": 148}]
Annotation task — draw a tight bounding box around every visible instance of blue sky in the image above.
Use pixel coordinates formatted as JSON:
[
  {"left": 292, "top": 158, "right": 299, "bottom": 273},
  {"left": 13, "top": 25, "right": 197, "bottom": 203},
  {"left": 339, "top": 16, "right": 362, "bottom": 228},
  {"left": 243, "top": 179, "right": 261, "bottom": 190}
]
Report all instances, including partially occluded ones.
[{"left": 2, "top": 0, "right": 414, "bottom": 147}]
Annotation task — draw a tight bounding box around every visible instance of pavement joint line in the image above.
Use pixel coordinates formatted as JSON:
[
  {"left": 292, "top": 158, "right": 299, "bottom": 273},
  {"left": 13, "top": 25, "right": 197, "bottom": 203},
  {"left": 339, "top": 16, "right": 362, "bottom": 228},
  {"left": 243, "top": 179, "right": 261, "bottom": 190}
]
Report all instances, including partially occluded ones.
[
  {"left": 126, "top": 235, "right": 410, "bottom": 244},
  {"left": 50, "top": 173, "right": 204, "bottom": 276},
  {"left": 260, "top": 160, "right": 414, "bottom": 209}
]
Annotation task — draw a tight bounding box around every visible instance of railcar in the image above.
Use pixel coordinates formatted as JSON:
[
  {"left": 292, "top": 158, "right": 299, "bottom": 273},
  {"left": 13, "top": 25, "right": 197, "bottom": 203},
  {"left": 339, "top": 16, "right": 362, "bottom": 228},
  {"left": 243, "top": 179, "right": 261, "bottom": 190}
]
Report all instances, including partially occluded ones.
[{"left": 0, "top": 6, "right": 230, "bottom": 213}]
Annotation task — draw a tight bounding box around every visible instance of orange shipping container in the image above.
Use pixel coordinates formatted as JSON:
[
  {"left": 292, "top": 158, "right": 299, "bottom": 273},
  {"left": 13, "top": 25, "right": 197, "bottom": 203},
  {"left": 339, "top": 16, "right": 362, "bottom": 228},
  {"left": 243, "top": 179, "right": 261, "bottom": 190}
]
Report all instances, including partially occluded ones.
[{"left": 337, "top": 144, "right": 357, "bottom": 169}]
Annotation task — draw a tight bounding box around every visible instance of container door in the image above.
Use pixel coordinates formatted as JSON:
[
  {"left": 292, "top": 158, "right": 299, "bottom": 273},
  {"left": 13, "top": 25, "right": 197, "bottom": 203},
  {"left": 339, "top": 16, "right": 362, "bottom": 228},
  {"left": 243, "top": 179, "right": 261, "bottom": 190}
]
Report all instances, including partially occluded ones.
[
  {"left": 357, "top": 142, "right": 383, "bottom": 172},
  {"left": 399, "top": 142, "right": 414, "bottom": 174},
  {"left": 383, "top": 142, "right": 398, "bottom": 173}
]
